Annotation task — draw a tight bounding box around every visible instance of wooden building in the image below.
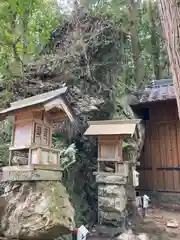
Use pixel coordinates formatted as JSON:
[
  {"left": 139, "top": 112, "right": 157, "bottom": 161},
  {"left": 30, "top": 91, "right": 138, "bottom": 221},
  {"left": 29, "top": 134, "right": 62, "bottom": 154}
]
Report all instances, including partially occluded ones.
[{"left": 129, "top": 79, "right": 180, "bottom": 195}]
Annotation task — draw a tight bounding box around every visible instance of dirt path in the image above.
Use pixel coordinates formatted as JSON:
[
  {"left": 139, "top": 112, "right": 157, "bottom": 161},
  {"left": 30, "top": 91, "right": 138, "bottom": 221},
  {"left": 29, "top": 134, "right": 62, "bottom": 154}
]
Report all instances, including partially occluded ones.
[
  {"left": 89, "top": 207, "right": 180, "bottom": 239},
  {"left": 133, "top": 207, "right": 180, "bottom": 239}
]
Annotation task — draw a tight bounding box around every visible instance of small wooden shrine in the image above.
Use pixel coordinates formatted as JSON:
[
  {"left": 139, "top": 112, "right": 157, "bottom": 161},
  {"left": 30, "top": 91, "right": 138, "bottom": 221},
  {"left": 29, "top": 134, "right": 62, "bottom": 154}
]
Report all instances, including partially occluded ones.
[
  {"left": 84, "top": 120, "right": 139, "bottom": 176},
  {"left": 0, "top": 87, "right": 74, "bottom": 182},
  {"left": 84, "top": 119, "right": 140, "bottom": 229}
]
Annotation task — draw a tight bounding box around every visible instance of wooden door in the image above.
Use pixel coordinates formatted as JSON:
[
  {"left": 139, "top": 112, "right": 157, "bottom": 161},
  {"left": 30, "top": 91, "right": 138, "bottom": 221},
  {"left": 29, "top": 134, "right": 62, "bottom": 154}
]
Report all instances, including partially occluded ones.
[{"left": 138, "top": 121, "right": 180, "bottom": 192}]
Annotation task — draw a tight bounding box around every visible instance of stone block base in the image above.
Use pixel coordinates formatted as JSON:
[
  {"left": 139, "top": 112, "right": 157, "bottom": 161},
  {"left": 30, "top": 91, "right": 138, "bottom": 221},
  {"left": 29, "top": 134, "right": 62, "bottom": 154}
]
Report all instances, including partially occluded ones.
[
  {"left": 96, "top": 173, "right": 127, "bottom": 185},
  {"left": 96, "top": 173, "right": 127, "bottom": 230},
  {"left": 1, "top": 165, "right": 62, "bottom": 182},
  {"left": 95, "top": 224, "right": 126, "bottom": 237},
  {"left": 98, "top": 210, "right": 127, "bottom": 227},
  {"left": 98, "top": 184, "right": 126, "bottom": 225}
]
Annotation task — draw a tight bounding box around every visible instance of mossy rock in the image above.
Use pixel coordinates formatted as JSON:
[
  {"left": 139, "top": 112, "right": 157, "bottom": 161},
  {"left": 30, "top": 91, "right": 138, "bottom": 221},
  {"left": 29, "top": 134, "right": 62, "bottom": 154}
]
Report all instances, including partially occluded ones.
[{"left": 1, "top": 181, "right": 75, "bottom": 239}]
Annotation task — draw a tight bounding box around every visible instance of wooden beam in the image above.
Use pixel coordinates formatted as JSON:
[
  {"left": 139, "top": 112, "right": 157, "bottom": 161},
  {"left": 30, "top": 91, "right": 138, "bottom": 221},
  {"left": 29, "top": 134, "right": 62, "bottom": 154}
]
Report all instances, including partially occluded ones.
[
  {"left": 2, "top": 165, "right": 33, "bottom": 172},
  {"left": 32, "top": 164, "right": 62, "bottom": 171},
  {"left": 97, "top": 158, "right": 122, "bottom": 162},
  {"left": 44, "top": 97, "right": 74, "bottom": 122},
  {"left": 14, "top": 119, "right": 33, "bottom": 125},
  {"left": 59, "top": 98, "right": 74, "bottom": 121},
  {"left": 30, "top": 145, "right": 60, "bottom": 152},
  {"left": 9, "top": 145, "right": 30, "bottom": 150},
  {"left": 44, "top": 98, "right": 63, "bottom": 112}
]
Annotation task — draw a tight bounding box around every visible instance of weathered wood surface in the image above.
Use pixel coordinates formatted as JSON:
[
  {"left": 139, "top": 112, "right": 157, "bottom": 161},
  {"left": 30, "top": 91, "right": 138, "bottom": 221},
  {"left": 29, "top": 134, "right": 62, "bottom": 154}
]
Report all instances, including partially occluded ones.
[{"left": 138, "top": 101, "right": 180, "bottom": 192}]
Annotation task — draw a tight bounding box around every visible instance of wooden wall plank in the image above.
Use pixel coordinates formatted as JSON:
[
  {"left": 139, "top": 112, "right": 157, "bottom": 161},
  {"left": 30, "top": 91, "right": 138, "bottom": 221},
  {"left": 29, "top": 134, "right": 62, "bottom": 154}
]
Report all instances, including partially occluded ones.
[
  {"left": 149, "top": 101, "right": 178, "bottom": 122},
  {"left": 138, "top": 101, "right": 180, "bottom": 193},
  {"left": 148, "top": 124, "right": 155, "bottom": 190},
  {"left": 144, "top": 125, "right": 152, "bottom": 168},
  {"left": 158, "top": 124, "right": 165, "bottom": 189},
  {"left": 174, "top": 122, "right": 180, "bottom": 191},
  {"left": 176, "top": 122, "right": 180, "bottom": 166},
  {"left": 170, "top": 123, "right": 178, "bottom": 191},
  {"left": 165, "top": 124, "right": 174, "bottom": 190},
  {"left": 138, "top": 169, "right": 145, "bottom": 189},
  {"left": 173, "top": 171, "right": 179, "bottom": 191}
]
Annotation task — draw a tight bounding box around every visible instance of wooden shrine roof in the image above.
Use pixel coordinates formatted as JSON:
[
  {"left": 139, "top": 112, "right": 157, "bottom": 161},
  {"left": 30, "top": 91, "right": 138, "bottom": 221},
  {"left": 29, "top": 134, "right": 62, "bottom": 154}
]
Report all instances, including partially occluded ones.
[
  {"left": 0, "top": 87, "right": 74, "bottom": 120},
  {"left": 84, "top": 119, "right": 140, "bottom": 136},
  {"left": 11, "top": 87, "right": 67, "bottom": 109}
]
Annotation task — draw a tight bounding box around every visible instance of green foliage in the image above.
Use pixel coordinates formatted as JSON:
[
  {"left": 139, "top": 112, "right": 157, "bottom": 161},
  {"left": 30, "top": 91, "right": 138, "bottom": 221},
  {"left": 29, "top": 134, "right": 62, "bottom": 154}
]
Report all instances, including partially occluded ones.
[
  {"left": 122, "top": 141, "right": 131, "bottom": 149},
  {"left": 53, "top": 135, "right": 77, "bottom": 170},
  {"left": 53, "top": 132, "right": 97, "bottom": 226},
  {"left": 0, "top": 120, "right": 12, "bottom": 166},
  {"left": 52, "top": 130, "right": 98, "bottom": 227},
  {"left": 0, "top": 0, "right": 62, "bottom": 78},
  {"left": 80, "top": 0, "right": 170, "bottom": 84},
  {"left": 63, "top": 146, "right": 97, "bottom": 226}
]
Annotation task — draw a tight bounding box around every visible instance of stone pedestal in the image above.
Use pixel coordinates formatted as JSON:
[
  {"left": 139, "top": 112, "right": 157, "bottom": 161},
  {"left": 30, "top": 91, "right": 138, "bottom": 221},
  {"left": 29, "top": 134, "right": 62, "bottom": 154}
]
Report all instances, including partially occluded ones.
[
  {"left": 1, "top": 165, "right": 62, "bottom": 182},
  {"left": 0, "top": 166, "right": 75, "bottom": 239},
  {"left": 95, "top": 173, "right": 128, "bottom": 237}
]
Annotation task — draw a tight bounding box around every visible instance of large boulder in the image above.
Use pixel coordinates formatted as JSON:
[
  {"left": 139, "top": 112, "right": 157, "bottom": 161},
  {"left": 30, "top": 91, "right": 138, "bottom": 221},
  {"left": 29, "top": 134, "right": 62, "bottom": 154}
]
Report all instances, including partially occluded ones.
[{"left": 1, "top": 181, "right": 75, "bottom": 239}]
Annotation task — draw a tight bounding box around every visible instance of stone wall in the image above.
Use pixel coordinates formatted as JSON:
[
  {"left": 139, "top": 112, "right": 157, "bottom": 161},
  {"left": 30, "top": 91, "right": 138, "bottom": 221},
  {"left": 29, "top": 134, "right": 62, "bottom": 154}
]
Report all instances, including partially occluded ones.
[{"left": 95, "top": 173, "right": 128, "bottom": 237}]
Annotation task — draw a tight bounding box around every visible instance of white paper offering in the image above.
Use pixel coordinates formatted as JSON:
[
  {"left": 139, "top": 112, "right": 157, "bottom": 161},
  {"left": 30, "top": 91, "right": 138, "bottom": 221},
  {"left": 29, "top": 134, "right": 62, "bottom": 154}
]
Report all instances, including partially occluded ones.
[
  {"left": 77, "top": 225, "right": 89, "bottom": 240},
  {"left": 143, "top": 194, "right": 150, "bottom": 208},
  {"left": 133, "top": 170, "right": 139, "bottom": 187}
]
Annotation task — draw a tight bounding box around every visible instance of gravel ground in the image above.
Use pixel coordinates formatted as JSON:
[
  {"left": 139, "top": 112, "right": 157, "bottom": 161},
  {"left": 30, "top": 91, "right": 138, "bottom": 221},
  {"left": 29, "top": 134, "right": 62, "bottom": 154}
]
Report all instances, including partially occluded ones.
[{"left": 88, "top": 207, "right": 180, "bottom": 239}]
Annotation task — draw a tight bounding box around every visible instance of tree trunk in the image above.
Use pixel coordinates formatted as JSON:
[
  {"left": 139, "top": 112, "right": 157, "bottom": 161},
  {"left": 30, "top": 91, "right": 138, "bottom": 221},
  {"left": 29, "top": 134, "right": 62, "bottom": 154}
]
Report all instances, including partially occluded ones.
[
  {"left": 129, "top": 0, "right": 144, "bottom": 87},
  {"left": 158, "top": 0, "right": 180, "bottom": 118},
  {"left": 148, "top": 0, "right": 161, "bottom": 79}
]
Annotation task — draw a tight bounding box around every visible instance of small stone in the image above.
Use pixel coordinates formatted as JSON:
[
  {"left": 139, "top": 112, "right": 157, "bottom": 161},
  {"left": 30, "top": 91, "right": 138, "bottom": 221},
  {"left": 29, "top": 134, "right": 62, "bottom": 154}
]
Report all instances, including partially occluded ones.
[
  {"left": 137, "top": 233, "right": 149, "bottom": 240},
  {"left": 116, "top": 229, "right": 137, "bottom": 240},
  {"left": 166, "top": 219, "right": 179, "bottom": 228}
]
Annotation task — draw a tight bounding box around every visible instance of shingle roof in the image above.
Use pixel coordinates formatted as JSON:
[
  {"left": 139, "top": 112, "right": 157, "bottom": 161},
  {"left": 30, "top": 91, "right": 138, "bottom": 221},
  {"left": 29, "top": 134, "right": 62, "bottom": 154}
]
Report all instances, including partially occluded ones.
[{"left": 130, "top": 79, "right": 175, "bottom": 105}]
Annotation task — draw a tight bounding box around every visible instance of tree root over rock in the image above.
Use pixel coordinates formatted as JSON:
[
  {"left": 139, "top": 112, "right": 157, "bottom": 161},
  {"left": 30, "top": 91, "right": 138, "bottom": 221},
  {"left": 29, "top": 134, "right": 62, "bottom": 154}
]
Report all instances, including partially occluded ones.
[{"left": 1, "top": 181, "right": 75, "bottom": 239}]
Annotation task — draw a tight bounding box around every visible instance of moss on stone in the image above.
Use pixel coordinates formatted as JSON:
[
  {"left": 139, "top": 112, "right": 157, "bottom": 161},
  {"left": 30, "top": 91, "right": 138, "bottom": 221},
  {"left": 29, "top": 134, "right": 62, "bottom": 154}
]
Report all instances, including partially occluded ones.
[{"left": 1, "top": 181, "right": 75, "bottom": 239}]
